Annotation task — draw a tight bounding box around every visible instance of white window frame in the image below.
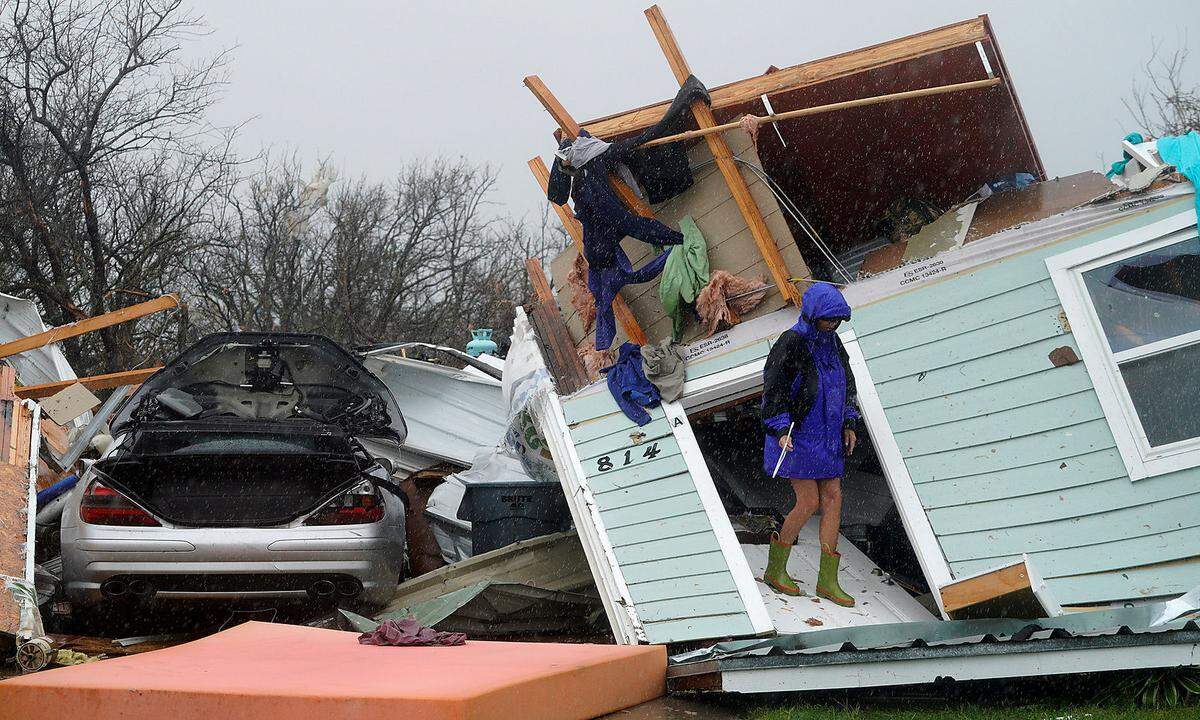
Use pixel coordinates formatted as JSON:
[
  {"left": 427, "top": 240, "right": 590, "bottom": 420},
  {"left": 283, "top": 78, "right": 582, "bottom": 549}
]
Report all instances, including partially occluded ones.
[{"left": 1046, "top": 208, "right": 1200, "bottom": 480}]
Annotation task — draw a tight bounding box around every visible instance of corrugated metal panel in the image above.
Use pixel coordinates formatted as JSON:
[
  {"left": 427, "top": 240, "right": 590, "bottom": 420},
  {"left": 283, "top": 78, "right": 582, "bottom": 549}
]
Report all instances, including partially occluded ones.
[
  {"left": 0, "top": 292, "right": 88, "bottom": 427},
  {"left": 560, "top": 388, "right": 768, "bottom": 644},
  {"left": 851, "top": 193, "right": 1200, "bottom": 606},
  {"left": 364, "top": 355, "right": 505, "bottom": 467}
]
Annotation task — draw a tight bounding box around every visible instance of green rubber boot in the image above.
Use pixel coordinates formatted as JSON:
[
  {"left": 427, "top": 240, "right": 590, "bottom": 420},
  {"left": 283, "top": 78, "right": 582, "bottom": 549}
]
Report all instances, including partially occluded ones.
[
  {"left": 763, "top": 532, "right": 801, "bottom": 596},
  {"left": 816, "top": 545, "right": 855, "bottom": 607}
]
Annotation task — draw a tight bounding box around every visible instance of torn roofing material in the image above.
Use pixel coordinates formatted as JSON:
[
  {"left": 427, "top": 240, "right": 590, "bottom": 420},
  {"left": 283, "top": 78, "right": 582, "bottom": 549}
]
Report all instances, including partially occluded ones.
[
  {"left": 362, "top": 353, "right": 505, "bottom": 468},
  {"left": 0, "top": 293, "right": 87, "bottom": 426}
]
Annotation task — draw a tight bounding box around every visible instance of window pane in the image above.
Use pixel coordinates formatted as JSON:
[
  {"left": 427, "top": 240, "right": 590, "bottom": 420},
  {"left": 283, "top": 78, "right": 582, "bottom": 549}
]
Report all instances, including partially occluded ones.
[
  {"left": 1119, "top": 342, "right": 1200, "bottom": 447},
  {"left": 1082, "top": 235, "right": 1200, "bottom": 353}
]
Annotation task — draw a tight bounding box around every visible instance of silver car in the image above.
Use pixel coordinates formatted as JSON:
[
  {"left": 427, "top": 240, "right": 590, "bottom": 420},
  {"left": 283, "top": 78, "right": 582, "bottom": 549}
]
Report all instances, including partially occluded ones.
[{"left": 60, "top": 333, "right": 408, "bottom": 612}]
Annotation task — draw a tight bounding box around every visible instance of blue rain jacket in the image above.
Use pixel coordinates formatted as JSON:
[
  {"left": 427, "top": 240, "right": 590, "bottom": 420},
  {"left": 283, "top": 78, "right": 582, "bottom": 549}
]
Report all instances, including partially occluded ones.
[
  {"left": 761, "top": 284, "right": 860, "bottom": 479},
  {"left": 602, "top": 342, "right": 661, "bottom": 426}
]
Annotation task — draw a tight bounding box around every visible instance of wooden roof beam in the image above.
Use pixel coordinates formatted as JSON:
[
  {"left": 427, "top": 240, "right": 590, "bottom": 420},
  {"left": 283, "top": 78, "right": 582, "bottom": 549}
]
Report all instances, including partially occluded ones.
[
  {"left": 522, "top": 76, "right": 656, "bottom": 218},
  {"left": 528, "top": 157, "right": 647, "bottom": 345},
  {"left": 644, "top": 4, "right": 802, "bottom": 305},
  {"left": 583, "top": 16, "right": 989, "bottom": 140},
  {"left": 15, "top": 366, "right": 161, "bottom": 400},
  {"left": 0, "top": 294, "right": 179, "bottom": 360}
]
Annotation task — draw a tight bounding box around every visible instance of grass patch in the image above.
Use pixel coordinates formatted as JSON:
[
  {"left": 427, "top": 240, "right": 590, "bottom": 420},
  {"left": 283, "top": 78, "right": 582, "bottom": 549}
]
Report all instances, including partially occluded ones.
[{"left": 745, "top": 704, "right": 1196, "bottom": 720}]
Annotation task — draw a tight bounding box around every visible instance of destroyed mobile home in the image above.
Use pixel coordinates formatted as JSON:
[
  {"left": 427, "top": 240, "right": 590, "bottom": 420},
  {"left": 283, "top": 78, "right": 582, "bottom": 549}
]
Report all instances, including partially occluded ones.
[
  {"left": 3, "top": 5, "right": 1200, "bottom": 702},
  {"left": 514, "top": 12, "right": 1200, "bottom": 693}
]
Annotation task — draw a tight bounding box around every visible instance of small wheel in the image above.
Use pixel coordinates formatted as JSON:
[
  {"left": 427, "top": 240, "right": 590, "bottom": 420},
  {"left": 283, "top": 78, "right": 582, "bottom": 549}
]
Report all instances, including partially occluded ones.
[{"left": 15, "top": 637, "right": 52, "bottom": 673}]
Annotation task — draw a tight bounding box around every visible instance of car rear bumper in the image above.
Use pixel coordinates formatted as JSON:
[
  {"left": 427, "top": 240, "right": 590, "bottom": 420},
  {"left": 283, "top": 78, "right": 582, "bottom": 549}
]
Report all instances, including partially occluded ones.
[{"left": 62, "top": 524, "right": 404, "bottom": 607}]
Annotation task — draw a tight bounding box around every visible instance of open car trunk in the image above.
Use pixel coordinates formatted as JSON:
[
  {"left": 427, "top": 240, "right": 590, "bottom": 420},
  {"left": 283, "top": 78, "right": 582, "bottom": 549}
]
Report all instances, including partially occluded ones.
[{"left": 96, "top": 428, "right": 363, "bottom": 527}]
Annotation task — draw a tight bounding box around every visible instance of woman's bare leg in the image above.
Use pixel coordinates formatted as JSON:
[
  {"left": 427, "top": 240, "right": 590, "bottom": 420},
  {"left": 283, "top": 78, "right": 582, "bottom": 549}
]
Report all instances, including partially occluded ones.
[
  {"left": 816, "top": 477, "right": 842, "bottom": 552},
  {"left": 779, "top": 479, "right": 819, "bottom": 545}
]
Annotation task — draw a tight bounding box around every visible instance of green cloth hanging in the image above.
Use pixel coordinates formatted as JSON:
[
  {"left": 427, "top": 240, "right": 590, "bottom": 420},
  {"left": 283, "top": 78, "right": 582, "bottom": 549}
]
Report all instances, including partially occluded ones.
[{"left": 658, "top": 215, "right": 710, "bottom": 341}]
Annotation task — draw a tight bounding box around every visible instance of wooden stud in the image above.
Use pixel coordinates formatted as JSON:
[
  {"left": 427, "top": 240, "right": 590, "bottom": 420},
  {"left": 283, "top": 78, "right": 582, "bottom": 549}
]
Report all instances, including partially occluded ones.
[
  {"left": 525, "top": 258, "right": 556, "bottom": 305},
  {"left": 0, "top": 294, "right": 179, "bottom": 360},
  {"left": 639, "top": 78, "right": 1002, "bottom": 149},
  {"left": 14, "top": 366, "right": 161, "bottom": 400},
  {"left": 644, "top": 5, "right": 802, "bottom": 305},
  {"left": 528, "top": 157, "right": 647, "bottom": 346},
  {"left": 523, "top": 75, "right": 656, "bottom": 219},
  {"left": 939, "top": 560, "right": 1030, "bottom": 613}
]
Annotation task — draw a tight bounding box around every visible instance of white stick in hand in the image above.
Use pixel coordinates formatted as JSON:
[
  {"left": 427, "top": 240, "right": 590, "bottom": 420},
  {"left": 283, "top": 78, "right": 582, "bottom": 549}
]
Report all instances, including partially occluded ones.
[{"left": 771, "top": 422, "right": 795, "bottom": 479}]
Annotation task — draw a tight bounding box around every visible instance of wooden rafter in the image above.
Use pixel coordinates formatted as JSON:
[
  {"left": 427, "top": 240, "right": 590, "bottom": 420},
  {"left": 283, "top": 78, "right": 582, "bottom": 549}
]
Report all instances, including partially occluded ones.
[
  {"left": 0, "top": 294, "right": 179, "bottom": 360},
  {"left": 582, "top": 16, "right": 989, "bottom": 139},
  {"left": 522, "top": 76, "right": 656, "bottom": 218},
  {"left": 15, "top": 366, "right": 161, "bottom": 400},
  {"left": 528, "top": 157, "right": 647, "bottom": 345},
  {"left": 644, "top": 5, "right": 802, "bottom": 305}
]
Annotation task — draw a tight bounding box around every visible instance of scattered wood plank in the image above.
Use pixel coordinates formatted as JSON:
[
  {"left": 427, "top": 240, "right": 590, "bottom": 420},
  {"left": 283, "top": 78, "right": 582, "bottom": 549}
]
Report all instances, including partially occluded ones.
[
  {"left": 15, "top": 367, "right": 160, "bottom": 400},
  {"left": 528, "top": 157, "right": 646, "bottom": 345},
  {"left": 644, "top": 5, "right": 802, "bottom": 306},
  {"left": 0, "top": 294, "right": 178, "bottom": 361}
]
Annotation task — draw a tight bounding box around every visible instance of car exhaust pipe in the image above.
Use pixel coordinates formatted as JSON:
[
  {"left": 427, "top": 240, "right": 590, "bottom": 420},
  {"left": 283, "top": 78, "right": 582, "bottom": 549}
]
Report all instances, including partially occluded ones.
[
  {"left": 127, "top": 578, "right": 153, "bottom": 597},
  {"left": 335, "top": 578, "right": 362, "bottom": 598},
  {"left": 100, "top": 579, "right": 128, "bottom": 598},
  {"left": 309, "top": 580, "right": 336, "bottom": 599}
]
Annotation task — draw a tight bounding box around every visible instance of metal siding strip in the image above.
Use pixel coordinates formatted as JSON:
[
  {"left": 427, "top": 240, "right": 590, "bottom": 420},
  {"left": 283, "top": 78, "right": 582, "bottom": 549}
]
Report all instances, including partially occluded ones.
[
  {"left": 570, "top": 413, "right": 671, "bottom": 446},
  {"left": 941, "top": 489, "right": 1200, "bottom": 562},
  {"left": 955, "top": 524, "right": 1200, "bottom": 578},
  {"left": 919, "top": 449, "right": 1127, "bottom": 508},
  {"left": 606, "top": 511, "right": 714, "bottom": 546},
  {"left": 897, "top": 391, "right": 1104, "bottom": 458},
  {"left": 683, "top": 341, "right": 772, "bottom": 382},
  {"left": 876, "top": 335, "right": 1082, "bottom": 408},
  {"left": 593, "top": 472, "right": 697, "bottom": 507},
  {"left": 1047, "top": 561, "right": 1200, "bottom": 605},
  {"left": 662, "top": 399, "right": 775, "bottom": 636},
  {"left": 599, "top": 491, "right": 706, "bottom": 526},
  {"left": 905, "top": 418, "right": 1117, "bottom": 483},
  {"left": 635, "top": 591, "right": 748, "bottom": 622},
  {"left": 642, "top": 614, "right": 758, "bottom": 645},
  {"left": 718, "top": 640, "right": 1200, "bottom": 693},
  {"left": 929, "top": 473, "right": 1200, "bottom": 535},
  {"left": 626, "top": 571, "right": 739, "bottom": 603},
  {"left": 533, "top": 391, "right": 644, "bottom": 644},
  {"left": 840, "top": 330, "right": 954, "bottom": 612},
  {"left": 869, "top": 304, "right": 1068, "bottom": 384},
  {"left": 887, "top": 364, "right": 1094, "bottom": 434},
  {"left": 859, "top": 279, "right": 1061, "bottom": 359},
  {"left": 620, "top": 551, "right": 730, "bottom": 584}
]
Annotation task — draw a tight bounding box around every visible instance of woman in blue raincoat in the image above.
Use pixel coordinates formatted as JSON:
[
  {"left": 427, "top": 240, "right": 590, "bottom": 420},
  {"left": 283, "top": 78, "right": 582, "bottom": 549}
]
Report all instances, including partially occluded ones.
[{"left": 760, "top": 283, "right": 859, "bottom": 606}]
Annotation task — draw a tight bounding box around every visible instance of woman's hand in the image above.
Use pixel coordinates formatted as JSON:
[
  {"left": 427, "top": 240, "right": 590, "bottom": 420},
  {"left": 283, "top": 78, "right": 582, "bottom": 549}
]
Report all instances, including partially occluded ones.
[
  {"left": 843, "top": 428, "right": 857, "bottom": 455},
  {"left": 778, "top": 434, "right": 794, "bottom": 452}
]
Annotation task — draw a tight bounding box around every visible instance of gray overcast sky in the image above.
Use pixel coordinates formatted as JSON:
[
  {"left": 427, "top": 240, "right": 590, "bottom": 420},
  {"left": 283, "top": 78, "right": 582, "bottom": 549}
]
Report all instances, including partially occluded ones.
[{"left": 195, "top": 0, "right": 1199, "bottom": 222}]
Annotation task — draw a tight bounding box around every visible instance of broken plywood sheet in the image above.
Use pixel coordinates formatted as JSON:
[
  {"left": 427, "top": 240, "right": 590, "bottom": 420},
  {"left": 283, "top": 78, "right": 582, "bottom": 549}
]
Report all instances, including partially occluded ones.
[
  {"left": 900, "top": 202, "right": 977, "bottom": 263},
  {"left": 743, "top": 517, "right": 937, "bottom": 634},
  {"left": 549, "top": 128, "right": 809, "bottom": 350},
  {"left": 39, "top": 382, "right": 99, "bottom": 426},
  {"left": 964, "top": 171, "right": 1115, "bottom": 244}
]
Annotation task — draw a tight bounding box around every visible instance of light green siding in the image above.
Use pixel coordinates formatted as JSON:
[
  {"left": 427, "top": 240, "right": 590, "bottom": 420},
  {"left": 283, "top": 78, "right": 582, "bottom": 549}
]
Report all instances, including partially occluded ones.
[
  {"left": 851, "top": 196, "right": 1200, "bottom": 606},
  {"left": 561, "top": 390, "right": 758, "bottom": 643}
]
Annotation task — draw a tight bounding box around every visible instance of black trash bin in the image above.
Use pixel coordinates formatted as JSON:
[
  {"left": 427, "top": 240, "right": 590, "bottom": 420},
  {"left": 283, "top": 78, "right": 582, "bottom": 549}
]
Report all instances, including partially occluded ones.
[{"left": 456, "top": 478, "right": 572, "bottom": 555}]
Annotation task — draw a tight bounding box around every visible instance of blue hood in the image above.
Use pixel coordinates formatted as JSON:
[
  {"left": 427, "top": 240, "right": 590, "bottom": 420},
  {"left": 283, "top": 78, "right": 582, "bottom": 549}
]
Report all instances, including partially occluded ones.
[{"left": 792, "top": 283, "right": 851, "bottom": 338}]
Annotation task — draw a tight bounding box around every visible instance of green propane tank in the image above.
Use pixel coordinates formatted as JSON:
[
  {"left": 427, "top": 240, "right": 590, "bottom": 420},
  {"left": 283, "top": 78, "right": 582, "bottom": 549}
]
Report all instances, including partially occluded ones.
[{"left": 466, "top": 328, "right": 498, "bottom": 357}]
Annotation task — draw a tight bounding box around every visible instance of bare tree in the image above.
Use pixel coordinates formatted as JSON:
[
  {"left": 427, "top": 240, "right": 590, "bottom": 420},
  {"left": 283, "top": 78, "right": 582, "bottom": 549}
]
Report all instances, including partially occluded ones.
[
  {"left": 1126, "top": 39, "right": 1200, "bottom": 137},
  {"left": 190, "top": 155, "right": 568, "bottom": 354},
  {"left": 0, "top": 0, "right": 238, "bottom": 374}
]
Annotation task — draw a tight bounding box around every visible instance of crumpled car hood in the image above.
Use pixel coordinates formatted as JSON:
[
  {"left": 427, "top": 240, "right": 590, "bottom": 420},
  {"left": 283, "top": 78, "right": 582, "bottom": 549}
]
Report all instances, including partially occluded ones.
[{"left": 111, "top": 332, "right": 406, "bottom": 445}]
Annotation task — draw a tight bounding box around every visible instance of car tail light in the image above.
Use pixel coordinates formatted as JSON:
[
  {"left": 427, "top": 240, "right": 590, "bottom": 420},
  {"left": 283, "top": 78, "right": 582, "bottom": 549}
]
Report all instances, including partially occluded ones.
[
  {"left": 79, "top": 480, "right": 161, "bottom": 527},
  {"left": 304, "top": 480, "right": 384, "bottom": 526}
]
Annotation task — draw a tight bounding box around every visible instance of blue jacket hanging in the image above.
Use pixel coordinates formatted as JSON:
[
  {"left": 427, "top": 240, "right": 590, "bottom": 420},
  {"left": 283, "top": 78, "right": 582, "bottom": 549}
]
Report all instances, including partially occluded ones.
[
  {"left": 761, "top": 284, "right": 860, "bottom": 479},
  {"left": 602, "top": 342, "right": 661, "bottom": 426},
  {"left": 546, "top": 76, "right": 711, "bottom": 350}
]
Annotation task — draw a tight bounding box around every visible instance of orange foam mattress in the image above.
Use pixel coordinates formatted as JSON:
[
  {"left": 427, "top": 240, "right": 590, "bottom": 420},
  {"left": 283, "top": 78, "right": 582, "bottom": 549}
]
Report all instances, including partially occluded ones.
[{"left": 1, "top": 621, "right": 666, "bottom": 720}]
